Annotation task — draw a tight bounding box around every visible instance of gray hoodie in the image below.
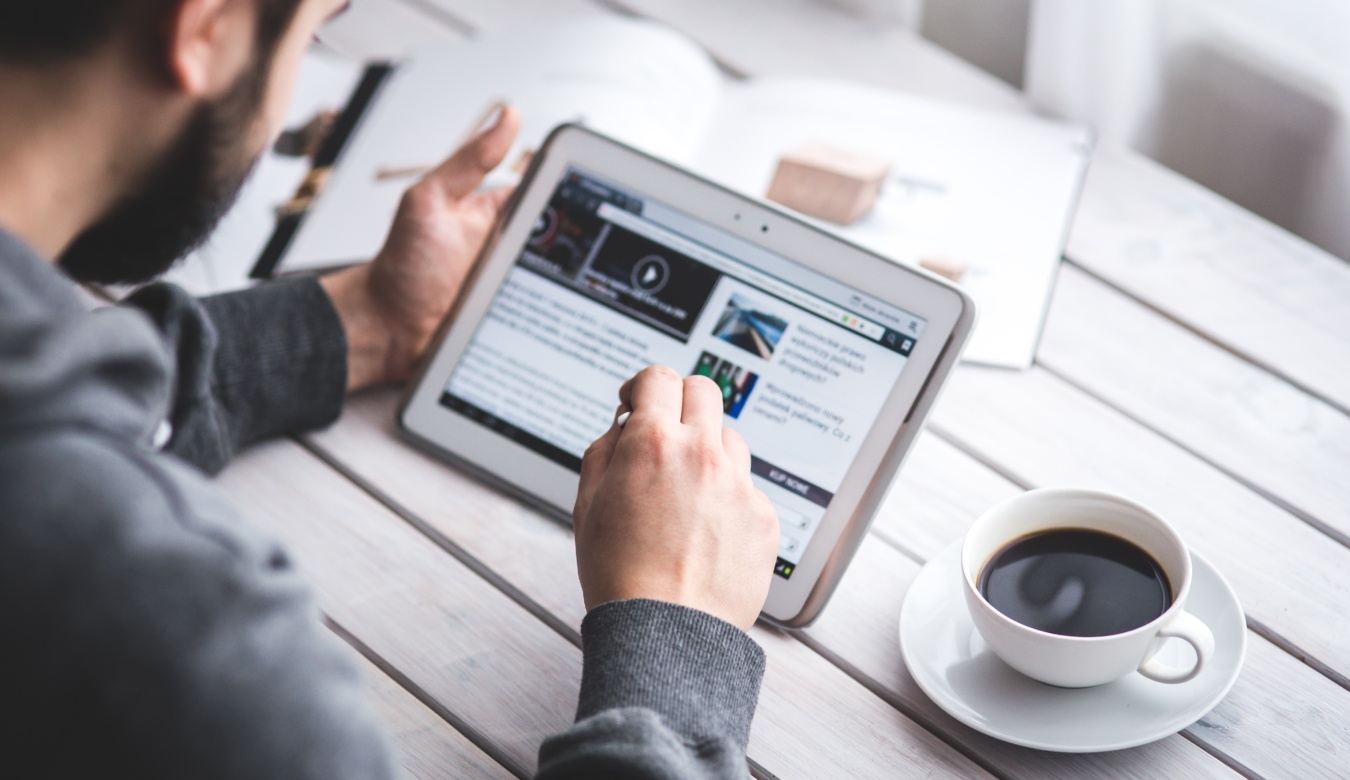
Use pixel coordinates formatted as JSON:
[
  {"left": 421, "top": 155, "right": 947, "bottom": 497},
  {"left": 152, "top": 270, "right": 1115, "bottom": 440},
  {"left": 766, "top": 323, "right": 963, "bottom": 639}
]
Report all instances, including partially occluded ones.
[{"left": 0, "top": 228, "right": 763, "bottom": 779}]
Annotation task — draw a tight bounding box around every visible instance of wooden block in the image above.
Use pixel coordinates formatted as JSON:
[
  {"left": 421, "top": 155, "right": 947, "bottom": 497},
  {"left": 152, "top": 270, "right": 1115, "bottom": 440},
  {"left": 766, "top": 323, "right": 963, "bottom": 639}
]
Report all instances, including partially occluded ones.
[
  {"left": 919, "top": 256, "right": 966, "bottom": 283},
  {"left": 766, "top": 142, "right": 890, "bottom": 225}
]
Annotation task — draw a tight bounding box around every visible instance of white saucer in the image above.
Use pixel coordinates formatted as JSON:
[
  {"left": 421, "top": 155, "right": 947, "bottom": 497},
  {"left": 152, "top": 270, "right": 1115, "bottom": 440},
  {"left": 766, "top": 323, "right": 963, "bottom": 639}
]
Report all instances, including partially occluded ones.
[{"left": 899, "top": 542, "right": 1246, "bottom": 752}]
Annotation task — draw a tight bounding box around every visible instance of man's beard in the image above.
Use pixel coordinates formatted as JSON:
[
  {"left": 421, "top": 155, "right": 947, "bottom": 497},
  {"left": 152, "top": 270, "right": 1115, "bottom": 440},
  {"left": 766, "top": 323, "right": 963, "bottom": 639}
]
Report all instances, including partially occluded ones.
[{"left": 58, "top": 61, "right": 269, "bottom": 286}]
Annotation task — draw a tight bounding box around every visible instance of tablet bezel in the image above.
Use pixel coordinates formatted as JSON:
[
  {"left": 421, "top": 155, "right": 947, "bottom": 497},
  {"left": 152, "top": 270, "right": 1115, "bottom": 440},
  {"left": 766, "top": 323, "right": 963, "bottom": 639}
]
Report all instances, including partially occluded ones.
[{"left": 400, "top": 124, "right": 974, "bottom": 626}]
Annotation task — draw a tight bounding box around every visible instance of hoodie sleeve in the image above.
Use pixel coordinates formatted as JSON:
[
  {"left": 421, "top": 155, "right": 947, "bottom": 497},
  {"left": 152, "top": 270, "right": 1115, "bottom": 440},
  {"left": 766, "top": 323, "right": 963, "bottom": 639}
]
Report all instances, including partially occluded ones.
[
  {"left": 0, "top": 429, "right": 402, "bottom": 780},
  {"left": 123, "top": 278, "right": 348, "bottom": 475},
  {"left": 537, "top": 599, "right": 765, "bottom": 779}
]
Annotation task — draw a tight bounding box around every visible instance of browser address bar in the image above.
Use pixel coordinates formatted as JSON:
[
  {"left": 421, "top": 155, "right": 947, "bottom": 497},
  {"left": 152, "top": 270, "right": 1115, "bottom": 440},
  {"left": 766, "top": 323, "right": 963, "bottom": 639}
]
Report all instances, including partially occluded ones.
[{"left": 596, "top": 203, "right": 886, "bottom": 341}]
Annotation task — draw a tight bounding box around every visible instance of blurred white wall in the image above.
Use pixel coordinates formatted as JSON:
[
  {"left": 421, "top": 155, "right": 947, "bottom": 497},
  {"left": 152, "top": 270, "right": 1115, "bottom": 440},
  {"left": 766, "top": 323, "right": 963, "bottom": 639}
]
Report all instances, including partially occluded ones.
[
  {"left": 828, "top": 0, "right": 1350, "bottom": 261},
  {"left": 1027, "top": 0, "right": 1350, "bottom": 260}
]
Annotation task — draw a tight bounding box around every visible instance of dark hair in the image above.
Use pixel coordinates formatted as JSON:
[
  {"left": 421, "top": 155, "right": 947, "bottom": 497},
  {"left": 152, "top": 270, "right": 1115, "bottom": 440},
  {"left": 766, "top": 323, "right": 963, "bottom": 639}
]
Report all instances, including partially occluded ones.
[{"left": 0, "top": 0, "right": 305, "bottom": 65}]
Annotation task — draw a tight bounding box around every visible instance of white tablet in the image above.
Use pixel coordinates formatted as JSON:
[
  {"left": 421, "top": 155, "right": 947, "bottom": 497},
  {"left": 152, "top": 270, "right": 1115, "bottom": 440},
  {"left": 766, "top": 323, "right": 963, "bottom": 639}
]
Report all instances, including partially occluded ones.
[{"left": 401, "top": 125, "right": 975, "bottom": 626}]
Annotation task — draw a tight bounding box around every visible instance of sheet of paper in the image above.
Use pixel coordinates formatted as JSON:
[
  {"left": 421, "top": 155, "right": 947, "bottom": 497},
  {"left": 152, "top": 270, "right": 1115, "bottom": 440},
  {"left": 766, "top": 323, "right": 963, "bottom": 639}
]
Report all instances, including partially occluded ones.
[
  {"left": 278, "top": 18, "right": 723, "bottom": 274},
  {"left": 692, "top": 78, "right": 1093, "bottom": 368}
]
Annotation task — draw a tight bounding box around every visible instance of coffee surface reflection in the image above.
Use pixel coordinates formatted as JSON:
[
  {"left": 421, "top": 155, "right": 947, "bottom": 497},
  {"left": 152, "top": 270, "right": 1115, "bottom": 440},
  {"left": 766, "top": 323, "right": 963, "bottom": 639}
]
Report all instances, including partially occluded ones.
[{"left": 977, "top": 529, "right": 1171, "bottom": 637}]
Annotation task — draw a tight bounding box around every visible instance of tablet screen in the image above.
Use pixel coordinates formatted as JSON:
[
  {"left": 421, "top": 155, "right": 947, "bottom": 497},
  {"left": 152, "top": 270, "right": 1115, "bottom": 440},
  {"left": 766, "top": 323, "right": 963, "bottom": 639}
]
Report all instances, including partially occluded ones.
[{"left": 441, "top": 168, "right": 927, "bottom": 579}]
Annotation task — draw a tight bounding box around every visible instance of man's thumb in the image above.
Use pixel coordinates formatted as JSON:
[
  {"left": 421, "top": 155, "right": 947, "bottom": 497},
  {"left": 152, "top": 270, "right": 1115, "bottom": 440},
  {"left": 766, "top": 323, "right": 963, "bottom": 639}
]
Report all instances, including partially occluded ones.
[{"left": 422, "top": 104, "right": 521, "bottom": 201}]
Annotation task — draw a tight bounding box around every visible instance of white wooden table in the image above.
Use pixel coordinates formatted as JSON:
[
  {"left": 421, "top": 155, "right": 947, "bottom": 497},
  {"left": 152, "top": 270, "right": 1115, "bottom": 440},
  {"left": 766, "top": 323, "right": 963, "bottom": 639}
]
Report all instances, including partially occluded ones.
[{"left": 216, "top": 1, "right": 1350, "bottom": 777}]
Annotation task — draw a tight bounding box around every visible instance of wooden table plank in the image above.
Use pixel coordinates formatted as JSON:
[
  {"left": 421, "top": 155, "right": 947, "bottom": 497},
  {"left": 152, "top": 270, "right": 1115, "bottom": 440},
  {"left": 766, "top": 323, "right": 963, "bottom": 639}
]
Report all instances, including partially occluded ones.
[
  {"left": 869, "top": 433, "right": 1023, "bottom": 559},
  {"left": 752, "top": 627, "right": 991, "bottom": 779},
  {"left": 1196, "top": 633, "right": 1350, "bottom": 780},
  {"left": 217, "top": 439, "right": 583, "bottom": 776},
  {"left": 303, "top": 390, "right": 998, "bottom": 780},
  {"left": 1066, "top": 147, "right": 1350, "bottom": 413},
  {"left": 932, "top": 365, "right": 1350, "bottom": 685},
  {"left": 1038, "top": 264, "right": 1350, "bottom": 541},
  {"left": 357, "top": 654, "right": 515, "bottom": 778},
  {"left": 867, "top": 434, "right": 1350, "bottom": 779}
]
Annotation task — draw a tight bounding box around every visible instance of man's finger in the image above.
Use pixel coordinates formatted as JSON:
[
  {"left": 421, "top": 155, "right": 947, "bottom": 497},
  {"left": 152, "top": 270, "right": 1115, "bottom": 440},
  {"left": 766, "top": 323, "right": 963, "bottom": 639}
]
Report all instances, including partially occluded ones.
[
  {"left": 575, "top": 414, "right": 622, "bottom": 529},
  {"left": 480, "top": 185, "right": 516, "bottom": 213},
  {"left": 721, "top": 426, "right": 752, "bottom": 473},
  {"left": 422, "top": 105, "right": 522, "bottom": 202},
  {"left": 681, "top": 375, "right": 724, "bottom": 428},
  {"left": 621, "top": 366, "right": 684, "bottom": 424},
  {"left": 617, "top": 375, "right": 636, "bottom": 410}
]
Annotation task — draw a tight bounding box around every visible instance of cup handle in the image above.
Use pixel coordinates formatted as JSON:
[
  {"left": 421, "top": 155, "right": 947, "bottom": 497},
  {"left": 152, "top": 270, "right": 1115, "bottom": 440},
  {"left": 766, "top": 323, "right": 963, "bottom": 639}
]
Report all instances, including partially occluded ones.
[{"left": 1137, "top": 610, "right": 1215, "bottom": 684}]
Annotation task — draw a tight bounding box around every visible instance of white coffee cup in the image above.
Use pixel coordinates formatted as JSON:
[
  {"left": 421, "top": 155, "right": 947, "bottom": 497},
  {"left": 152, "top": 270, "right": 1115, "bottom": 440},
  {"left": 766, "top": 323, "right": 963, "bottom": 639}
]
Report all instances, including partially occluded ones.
[{"left": 961, "top": 488, "right": 1215, "bottom": 688}]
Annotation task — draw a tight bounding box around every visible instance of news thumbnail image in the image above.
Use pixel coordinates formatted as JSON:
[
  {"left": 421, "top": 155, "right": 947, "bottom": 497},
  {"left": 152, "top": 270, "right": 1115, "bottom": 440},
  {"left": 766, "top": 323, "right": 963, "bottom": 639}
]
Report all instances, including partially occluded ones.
[
  {"left": 586, "top": 227, "right": 721, "bottom": 341},
  {"left": 527, "top": 203, "right": 602, "bottom": 279},
  {"left": 713, "top": 294, "right": 788, "bottom": 360},
  {"left": 692, "top": 351, "right": 759, "bottom": 419},
  {"left": 525, "top": 172, "right": 637, "bottom": 279}
]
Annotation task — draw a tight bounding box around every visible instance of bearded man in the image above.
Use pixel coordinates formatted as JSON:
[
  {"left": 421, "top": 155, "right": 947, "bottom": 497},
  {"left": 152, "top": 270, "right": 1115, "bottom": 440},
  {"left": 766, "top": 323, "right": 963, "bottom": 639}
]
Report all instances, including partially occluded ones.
[{"left": 0, "top": 1, "right": 780, "bottom": 777}]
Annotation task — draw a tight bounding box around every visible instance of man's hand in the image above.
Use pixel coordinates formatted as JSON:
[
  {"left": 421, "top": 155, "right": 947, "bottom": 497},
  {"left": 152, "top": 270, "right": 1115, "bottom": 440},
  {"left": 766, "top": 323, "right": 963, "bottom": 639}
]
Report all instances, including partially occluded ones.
[
  {"left": 573, "top": 366, "right": 780, "bottom": 631},
  {"left": 321, "top": 105, "right": 522, "bottom": 391}
]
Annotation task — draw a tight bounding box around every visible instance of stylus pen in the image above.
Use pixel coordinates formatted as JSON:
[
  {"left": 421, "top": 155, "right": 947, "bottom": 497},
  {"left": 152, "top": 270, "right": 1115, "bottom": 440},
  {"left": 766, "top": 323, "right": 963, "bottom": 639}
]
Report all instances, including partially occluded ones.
[{"left": 615, "top": 411, "right": 632, "bottom": 429}]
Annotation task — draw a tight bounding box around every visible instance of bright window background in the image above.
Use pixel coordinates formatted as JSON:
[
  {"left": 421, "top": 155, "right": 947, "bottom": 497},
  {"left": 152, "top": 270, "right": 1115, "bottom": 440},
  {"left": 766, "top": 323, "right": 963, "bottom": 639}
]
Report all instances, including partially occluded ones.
[{"left": 829, "top": 0, "right": 1350, "bottom": 261}]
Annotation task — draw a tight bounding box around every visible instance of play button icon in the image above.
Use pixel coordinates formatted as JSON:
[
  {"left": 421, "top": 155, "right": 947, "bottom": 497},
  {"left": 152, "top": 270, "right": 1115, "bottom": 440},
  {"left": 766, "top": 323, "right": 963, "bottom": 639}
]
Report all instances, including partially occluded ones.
[{"left": 631, "top": 254, "right": 671, "bottom": 294}]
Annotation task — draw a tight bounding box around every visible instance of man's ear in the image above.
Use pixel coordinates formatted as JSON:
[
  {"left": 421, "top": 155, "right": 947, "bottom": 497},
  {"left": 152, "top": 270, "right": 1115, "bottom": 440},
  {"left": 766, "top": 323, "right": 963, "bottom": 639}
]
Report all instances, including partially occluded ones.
[{"left": 160, "top": 0, "right": 255, "bottom": 97}]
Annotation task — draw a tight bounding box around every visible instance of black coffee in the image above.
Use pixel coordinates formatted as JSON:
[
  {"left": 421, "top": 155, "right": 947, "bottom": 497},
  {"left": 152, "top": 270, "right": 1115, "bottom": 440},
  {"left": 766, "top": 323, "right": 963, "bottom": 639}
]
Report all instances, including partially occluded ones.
[{"left": 978, "top": 529, "right": 1172, "bottom": 637}]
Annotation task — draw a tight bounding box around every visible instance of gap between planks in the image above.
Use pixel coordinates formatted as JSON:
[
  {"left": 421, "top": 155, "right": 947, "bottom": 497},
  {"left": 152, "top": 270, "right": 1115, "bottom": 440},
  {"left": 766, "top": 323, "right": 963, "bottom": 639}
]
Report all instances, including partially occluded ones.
[
  {"left": 299, "top": 437, "right": 584, "bottom": 646},
  {"left": 787, "top": 630, "right": 1014, "bottom": 780},
  {"left": 324, "top": 614, "right": 530, "bottom": 779},
  {"left": 1037, "top": 264, "right": 1350, "bottom": 548},
  {"left": 1034, "top": 358, "right": 1350, "bottom": 552},
  {"left": 1060, "top": 257, "right": 1350, "bottom": 421}
]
